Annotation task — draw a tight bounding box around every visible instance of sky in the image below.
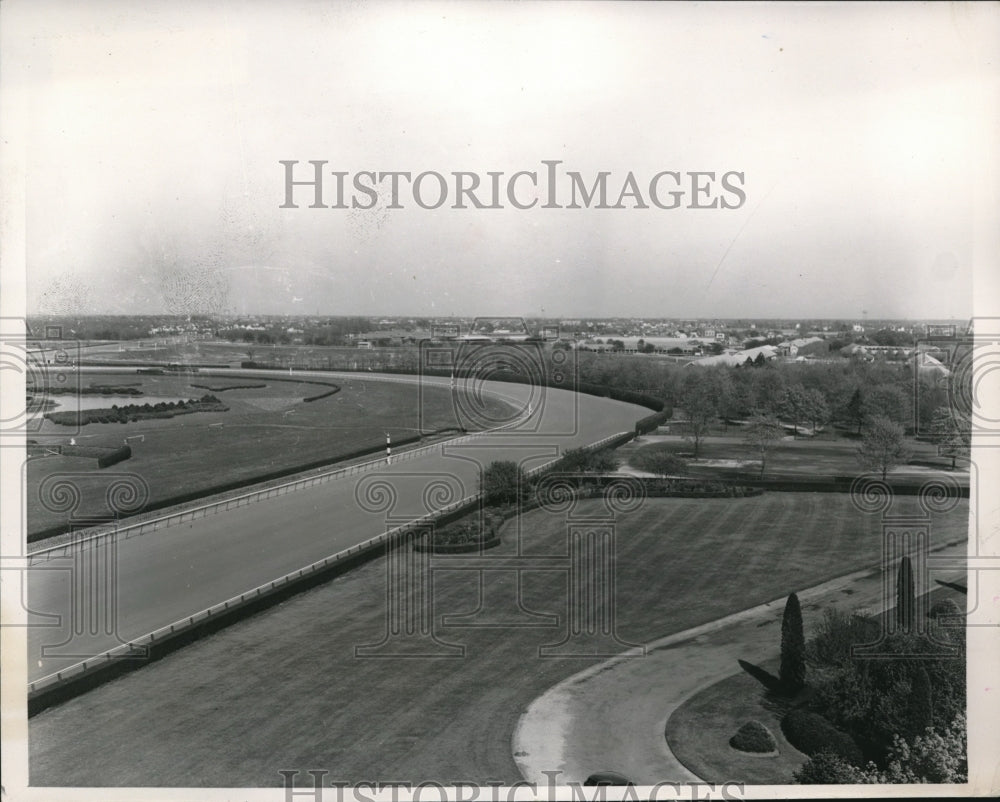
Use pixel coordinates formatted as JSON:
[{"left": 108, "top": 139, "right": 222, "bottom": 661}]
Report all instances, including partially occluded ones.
[{"left": 3, "top": 0, "right": 998, "bottom": 319}]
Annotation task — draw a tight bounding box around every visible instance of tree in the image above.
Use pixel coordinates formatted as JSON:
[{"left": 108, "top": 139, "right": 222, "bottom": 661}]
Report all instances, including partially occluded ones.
[
  {"left": 845, "top": 387, "right": 865, "bottom": 434},
  {"left": 862, "top": 384, "right": 910, "bottom": 427},
  {"left": 778, "top": 384, "right": 810, "bottom": 434},
  {"left": 743, "top": 415, "right": 784, "bottom": 478},
  {"left": 896, "top": 556, "right": 916, "bottom": 633},
  {"left": 480, "top": 461, "right": 527, "bottom": 506},
  {"left": 927, "top": 408, "right": 970, "bottom": 470},
  {"left": 780, "top": 592, "right": 807, "bottom": 693},
  {"left": 802, "top": 388, "right": 831, "bottom": 435},
  {"left": 857, "top": 415, "right": 912, "bottom": 480},
  {"left": 678, "top": 372, "right": 720, "bottom": 458}
]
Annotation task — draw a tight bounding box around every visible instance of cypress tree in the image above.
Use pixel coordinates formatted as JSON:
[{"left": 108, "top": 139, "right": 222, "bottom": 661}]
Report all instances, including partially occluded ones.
[
  {"left": 780, "top": 592, "right": 807, "bottom": 693},
  {"left": 896, "top": 556, "right": 916, "bottom": 632}
]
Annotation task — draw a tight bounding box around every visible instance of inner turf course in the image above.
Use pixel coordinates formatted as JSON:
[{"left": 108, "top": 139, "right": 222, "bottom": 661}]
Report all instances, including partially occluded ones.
[{"left": 29, "top": 493, "right": 968, "bottom": 786}]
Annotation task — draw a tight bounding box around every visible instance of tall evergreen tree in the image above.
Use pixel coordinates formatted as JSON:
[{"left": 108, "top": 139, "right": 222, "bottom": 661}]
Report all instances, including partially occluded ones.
[
  {"left": 896, "top": 556, "right": 916, "bottom": 632},
  {"left": 780, "top": 592, "right": 807, "bottom": 693},
  {"left": 845, "top": 387, "right": 864, "bottom": 434}
]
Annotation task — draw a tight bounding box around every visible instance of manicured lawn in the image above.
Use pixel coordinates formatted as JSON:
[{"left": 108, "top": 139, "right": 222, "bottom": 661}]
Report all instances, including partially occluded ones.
[
  {"left": 26, "top": 372, "right": 513, "bottom": 536},
  {"left": 623, "top": 435, "right": 955, "bottom": 479},
  {"left": 30, "top": 493, "right": 968, "bottom": 785}
]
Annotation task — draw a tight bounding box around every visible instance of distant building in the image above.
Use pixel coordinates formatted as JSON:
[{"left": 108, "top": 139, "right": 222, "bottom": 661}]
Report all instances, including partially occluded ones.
[
  {"left": 777, "top": 336, "right": 829, "bottom": 358},
  {"left": 687, "top": 345, "right": 778, "bottom": 367}
]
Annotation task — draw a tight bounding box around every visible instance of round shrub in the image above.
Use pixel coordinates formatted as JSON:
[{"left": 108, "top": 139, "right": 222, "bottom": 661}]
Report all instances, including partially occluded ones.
[
  {"left": 928, "top": 598, "right": 962, "bottom": 619},
  {"left": 729, "top": 720, "right": 778, "bottom": 754},
  {"left": 781, "top": 710, "right": 863, "bottom": 766}
]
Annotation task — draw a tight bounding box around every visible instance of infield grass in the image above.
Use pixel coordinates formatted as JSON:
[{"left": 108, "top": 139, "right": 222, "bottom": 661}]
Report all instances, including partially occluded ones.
[{"left": 27, "top": 371, "right": 513, "bottom": 536}]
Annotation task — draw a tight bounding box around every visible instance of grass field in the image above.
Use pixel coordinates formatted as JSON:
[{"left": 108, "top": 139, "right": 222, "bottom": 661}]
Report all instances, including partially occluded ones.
[
  {"left": 26, "top": 371, "right": 514, "bottom": 537},
  {"left": 29, "top": 493, "right": 968, "bottom": 786}
]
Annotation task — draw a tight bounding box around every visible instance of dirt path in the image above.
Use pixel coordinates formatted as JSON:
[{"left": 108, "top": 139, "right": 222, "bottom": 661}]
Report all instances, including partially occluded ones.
[{"left": 513, "top": 538, "right": 969, "bottom": 785}]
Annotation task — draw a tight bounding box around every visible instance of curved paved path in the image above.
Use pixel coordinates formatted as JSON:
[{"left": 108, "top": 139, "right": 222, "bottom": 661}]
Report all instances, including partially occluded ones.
[
  {"left": 26, "top": 369, "right": 648, "bottom": 683},
  {"left": 513, "top": 538, "right": 969, "bottom": 786}
]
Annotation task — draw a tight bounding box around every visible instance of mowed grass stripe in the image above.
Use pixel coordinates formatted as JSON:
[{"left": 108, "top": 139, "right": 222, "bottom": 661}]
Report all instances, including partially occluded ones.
[{"left": 30, "top": 494, "right": 969, "bottom": 787}]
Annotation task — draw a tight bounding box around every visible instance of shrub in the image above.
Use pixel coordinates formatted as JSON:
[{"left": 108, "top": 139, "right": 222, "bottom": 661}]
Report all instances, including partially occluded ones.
[
  {"left": 781, "top": 710, "right": 864, "bottom": 766},
  {"left": 633, "top": 450, "right": 686, "bottom": 478},
  {"left": 729, "top": 720, "right": 778, "bottom": 754},
  {"left": 480, "top": 461, "right": 529, "bottom": 506},
  {"left": 928, "top": 598, "right": 962, "bottom": 620}
]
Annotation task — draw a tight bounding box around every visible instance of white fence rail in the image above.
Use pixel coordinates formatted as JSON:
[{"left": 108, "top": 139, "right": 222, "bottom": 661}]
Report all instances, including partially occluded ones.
[
  {"left": 27, "top": 430, "right": 633, "bottom": 696},
  {"left": 28, "top": 417, "right": 527, "bottom": 564}
]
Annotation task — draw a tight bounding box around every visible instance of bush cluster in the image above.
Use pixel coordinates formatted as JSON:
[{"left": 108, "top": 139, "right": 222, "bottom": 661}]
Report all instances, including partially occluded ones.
[
  {"left": 428, "top": 511, "right": 504, "bottom": 547},
  {"left": 45, "top": 394, "right": 227, "bottom": 426},
  {"left": 807, "top": 630, "right": 965, "bottom": 756}
]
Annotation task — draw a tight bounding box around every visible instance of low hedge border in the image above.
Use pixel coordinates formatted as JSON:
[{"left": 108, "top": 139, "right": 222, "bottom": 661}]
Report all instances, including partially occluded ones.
[
  {"left": 302, "top": 387, "right": 341, "bottom": 402},
  {"left": 189, "top": 383, "right": 268, "bottom": 392},
  {"left": 413, "top": 536, "right": 502, "bottom": 554}
]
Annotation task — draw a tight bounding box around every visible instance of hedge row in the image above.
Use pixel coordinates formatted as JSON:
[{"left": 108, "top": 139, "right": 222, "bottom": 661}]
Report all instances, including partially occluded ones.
[
  {"left": 189, "top": 383, "right": 267, "bottom": 392},
  {"left": 545, "top": 474, "right": 763, "bottom": 499},
  {"left": 302, "top": 387, "right": 341, "bottom": 402},
  {"left": 42, "top": 385, "right": 143, "bottom": 395},
  {"left": 634, "top": 408, "right": 673, "bottom": 436},
  {"left": 45, "top": 444, "right": 134, "bottom": 468},
  {"left": 705, "top": 473, "right": 970, "bottom": 497},
  {"left": 97, "top": 445, "right": 132, "bottom": 469}
]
